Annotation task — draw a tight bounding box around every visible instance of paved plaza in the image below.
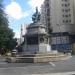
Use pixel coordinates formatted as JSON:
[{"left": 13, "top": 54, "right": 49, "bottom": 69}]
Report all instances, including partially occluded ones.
[{"left": 0, "top": 56, "right": 75, "bottom": 75}]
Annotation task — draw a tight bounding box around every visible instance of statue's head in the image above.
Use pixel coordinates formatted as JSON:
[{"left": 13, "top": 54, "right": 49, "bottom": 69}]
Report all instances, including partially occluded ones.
[
  {"left": 36, "top": 7, "right": 38, "bottom": 13},
  {"left": 32, "top": 7, "right": 41, "bottom": 23}
]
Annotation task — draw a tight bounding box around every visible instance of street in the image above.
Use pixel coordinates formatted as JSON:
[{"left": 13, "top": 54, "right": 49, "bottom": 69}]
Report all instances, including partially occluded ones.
[{"left": 0, "top": 56, "right": 74, "bottom": 75}]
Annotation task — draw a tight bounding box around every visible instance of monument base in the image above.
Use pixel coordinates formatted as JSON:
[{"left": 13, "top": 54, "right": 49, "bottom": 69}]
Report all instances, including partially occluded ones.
[
  {"left": 6, "top": 52, "right": 70, "bottom": 63},
  {"left": 23, "top": 44, "right": 52, "bottom": 54}
]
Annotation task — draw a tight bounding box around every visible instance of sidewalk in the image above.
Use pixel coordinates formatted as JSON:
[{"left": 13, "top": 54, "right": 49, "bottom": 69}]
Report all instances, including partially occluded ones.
[{"left": 24, "top": 71, "right": 75, "bottom": 75}]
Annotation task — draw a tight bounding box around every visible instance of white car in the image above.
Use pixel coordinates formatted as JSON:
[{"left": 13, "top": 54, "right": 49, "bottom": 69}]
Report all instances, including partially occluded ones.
[{"left": 12, "top": 49, "right": 17, "bottom": 54}]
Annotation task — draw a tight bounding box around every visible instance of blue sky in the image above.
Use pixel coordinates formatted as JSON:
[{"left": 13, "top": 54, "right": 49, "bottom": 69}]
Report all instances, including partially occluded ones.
[{"left": 3, "top": 0, "right": 44, "bottom": 38}]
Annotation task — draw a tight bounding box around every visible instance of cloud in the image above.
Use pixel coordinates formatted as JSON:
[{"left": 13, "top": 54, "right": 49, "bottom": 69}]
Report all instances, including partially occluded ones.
[
  {"left": 5, "top": 1, "right": 28, "bottom": 20},
  {"left": 28, "top": 0, "right": 44, "bottom": 11}
]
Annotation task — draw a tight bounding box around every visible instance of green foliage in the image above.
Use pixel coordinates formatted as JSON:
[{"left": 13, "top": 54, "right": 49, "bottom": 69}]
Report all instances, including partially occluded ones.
[{"left": 0, "top": 1, "right": 17, "bottom": 54}]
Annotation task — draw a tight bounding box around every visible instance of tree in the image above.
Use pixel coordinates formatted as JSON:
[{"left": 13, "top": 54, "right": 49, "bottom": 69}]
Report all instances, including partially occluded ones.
[
  {"left": 6, "top": 38, "right": 17, "bottom": 50},
  {"left": 0, "top": 1, "right": 17, "bottom": 54}
]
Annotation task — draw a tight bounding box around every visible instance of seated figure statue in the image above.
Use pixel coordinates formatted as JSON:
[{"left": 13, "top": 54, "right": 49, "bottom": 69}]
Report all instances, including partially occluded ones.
[{"left": 32, "top": 7, "right": 41, "bottom": 23}]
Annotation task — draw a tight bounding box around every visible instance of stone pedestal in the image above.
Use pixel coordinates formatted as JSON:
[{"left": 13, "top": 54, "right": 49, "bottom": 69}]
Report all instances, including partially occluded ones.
[{"left": 23, "top": 22, "right": 51, "bottom": 54}]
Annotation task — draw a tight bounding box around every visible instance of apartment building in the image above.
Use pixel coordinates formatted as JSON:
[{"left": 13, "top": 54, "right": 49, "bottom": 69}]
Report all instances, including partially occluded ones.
[
  {"left": 41, "top": 0, "right": 75, "bottom": 52},
  {"left": 41, "top": 0, "right": 75, "bottom": 33}
]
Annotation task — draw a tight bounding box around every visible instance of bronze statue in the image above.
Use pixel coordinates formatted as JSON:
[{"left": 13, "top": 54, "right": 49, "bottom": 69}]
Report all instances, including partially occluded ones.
[{"left": 32, "top": 7, "right": 41, "bottom": 23}]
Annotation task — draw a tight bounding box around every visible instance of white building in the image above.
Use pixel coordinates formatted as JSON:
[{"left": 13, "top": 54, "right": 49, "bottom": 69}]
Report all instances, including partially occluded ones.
[
  {"left": 41, "top": 0, "right": 51, "bottom": 33},
  {"left": 40, "top": 0, "right": 75, "bottom": 52},
  {"left": 41, "top": 0, "right": 75, "bottom": 34},
  {"left": 41, "top": 4, "right": 46, "bottom": 26},
  {"left": 20, "top": 24, "right": 29, "bottom": 44}
]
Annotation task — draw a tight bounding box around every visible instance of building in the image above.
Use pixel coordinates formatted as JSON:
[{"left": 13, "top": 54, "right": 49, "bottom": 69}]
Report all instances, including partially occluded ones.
[
  {"left": 41, "top": 0, "right": 75, "bottom": 33},
  {"left": 41, "top": 0, "right": 75, "bottom": 53},
  {"left": 41, "top": 0, "right": 51, "bottom": 33},
  {"left": 51, "top": 0, "right": 75, "bottom": 33},
  {"left": 20, "top": 24, "right": 29, "bottom": 44}
]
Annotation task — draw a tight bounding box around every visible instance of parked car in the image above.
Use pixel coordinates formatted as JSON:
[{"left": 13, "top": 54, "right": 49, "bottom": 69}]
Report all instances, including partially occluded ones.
[{"left": 12, "top": 49, "right": 18, "bottom": 55}]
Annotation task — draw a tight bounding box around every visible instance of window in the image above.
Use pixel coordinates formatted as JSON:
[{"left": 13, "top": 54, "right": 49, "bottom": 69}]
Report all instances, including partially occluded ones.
[
  {"left": 64, "top": 0, "right": 68, "bottom": 2},
  {"left": 63, "top": 20, "right": 65, "bottom": 23},
  {"left": 69, "top": 20, "right": 71, "bottom": 22},
  {"left": 62, "top": 9, "right": 70, "bottom": 12},
  {"left": 62, "top": 9, "right": 64, "bottom": 12},
  {"left": 65, "top": 9, "right": 68, "bottom": 12},
  {"left": 62, "top": 4, "right": 64, "bottom": 6},
  {"left": 64, "top": 0, "right": 66, "bottom": 1},
  {"left": 68, "top": 9, "right": 70, "bottom": 11},
  {"left": 69, "top": 14, "right": 71, "bottom": 17},
  {"left": 65, "top": 4, "right": 68, "bottom": 7},
  {"left": 68, "top": 3, "right": 70, "bottom": 6},
  {"left": 63, "top": 20, "right": 70, "bottom": 23},
  {"left": 66, "top": 20, "right": 68, "bottom": 23},
  {"left": 62, "top": 3, "right": 70, "bottom": 7},
  {"left": 47, "top": 18, "right": 50, "bottom": 21},
  {"left": 62, "top": 0, "right": 69, "bottom": 2},
  {"left": 62, "top": 14, "right": 70, "bottom": 18},
  {"left": 62, "top": 15, "right": 64, "bottom": 17},
  {"left": 65, "top": 15, "right": 68, "bottom": 17}
]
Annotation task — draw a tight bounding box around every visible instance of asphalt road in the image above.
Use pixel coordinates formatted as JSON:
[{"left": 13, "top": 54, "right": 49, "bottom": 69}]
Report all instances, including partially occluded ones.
[{"left": 0, "top": 56, "right": 75, "bottom": 75}]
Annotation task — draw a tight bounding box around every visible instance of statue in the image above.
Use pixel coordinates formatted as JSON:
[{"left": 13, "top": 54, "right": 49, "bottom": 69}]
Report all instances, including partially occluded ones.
[{"left": 32, "top": 7, "right": 41, "bottom": 23}]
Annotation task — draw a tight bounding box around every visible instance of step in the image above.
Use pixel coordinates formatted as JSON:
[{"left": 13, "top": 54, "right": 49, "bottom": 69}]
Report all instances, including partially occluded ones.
[{"left": 6, "top": 53, "right": 70, "bottom": 63}]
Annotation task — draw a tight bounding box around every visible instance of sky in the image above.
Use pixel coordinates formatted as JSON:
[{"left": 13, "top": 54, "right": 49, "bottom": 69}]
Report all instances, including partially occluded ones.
[{"left": 3, "top": 0, "right": 44, "bottom": 38}]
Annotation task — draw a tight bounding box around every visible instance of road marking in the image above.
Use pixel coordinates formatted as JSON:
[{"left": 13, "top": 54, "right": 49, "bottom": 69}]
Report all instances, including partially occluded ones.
[
  {"left": 66, "top": 56, "right": 72, "bottom": 59},
  {"left": 0, "top": 62, "right": 7, "bottom": 64},
  {"left": 45, "top": 71, "right": 75, "bottom": 75},
  {"left": 63, "top": 56, "right": 72, "bottom": 60},
  {"left": 49, "top": 62, "right": 56, "bottom": 67}
]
